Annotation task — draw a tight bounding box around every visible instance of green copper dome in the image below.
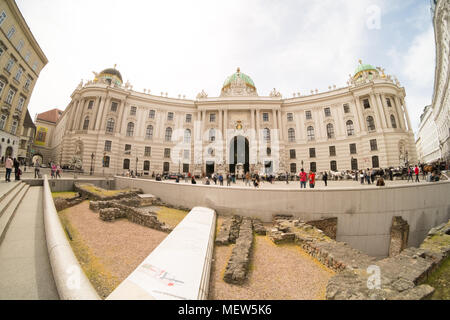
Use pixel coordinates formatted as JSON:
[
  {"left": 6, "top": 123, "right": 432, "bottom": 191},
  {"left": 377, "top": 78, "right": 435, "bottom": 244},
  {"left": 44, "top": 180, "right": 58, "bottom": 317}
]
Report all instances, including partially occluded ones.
[
  {"left": 222, "top": 68, "right": 256, "bottom": 89},
  {"left": 353, "top": 60, "right": 378, "bottom": 78}
]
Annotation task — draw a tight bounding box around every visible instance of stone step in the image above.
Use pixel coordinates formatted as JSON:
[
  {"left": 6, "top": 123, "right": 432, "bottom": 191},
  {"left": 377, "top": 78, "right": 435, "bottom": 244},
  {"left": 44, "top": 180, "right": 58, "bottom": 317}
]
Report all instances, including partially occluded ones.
[
  {"left": 0, "top": 181, "right": 22, "bottom": 204},
  {"left": 0, "top": 183, "right": 30, "bottom": 244}
]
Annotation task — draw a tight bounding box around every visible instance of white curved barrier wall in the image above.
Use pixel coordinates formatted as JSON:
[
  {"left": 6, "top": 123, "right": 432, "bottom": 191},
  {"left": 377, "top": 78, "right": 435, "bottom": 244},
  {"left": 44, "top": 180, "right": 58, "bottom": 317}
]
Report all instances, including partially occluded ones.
[
  {"left": 115, "top": 177, "right": 450, "bottom": 257},
  {"left": 43, "top": 175, "right": 100, "bottom": 300},
  {"left": 107, "top": 206, "right": 216, "bottom": 300}
]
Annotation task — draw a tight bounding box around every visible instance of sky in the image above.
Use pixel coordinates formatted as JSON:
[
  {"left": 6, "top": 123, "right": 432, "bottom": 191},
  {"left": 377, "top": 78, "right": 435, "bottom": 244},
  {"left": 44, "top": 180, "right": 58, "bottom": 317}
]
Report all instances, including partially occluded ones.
[{"left": 16, "top": 0, "right": 436, "bottom": 135}]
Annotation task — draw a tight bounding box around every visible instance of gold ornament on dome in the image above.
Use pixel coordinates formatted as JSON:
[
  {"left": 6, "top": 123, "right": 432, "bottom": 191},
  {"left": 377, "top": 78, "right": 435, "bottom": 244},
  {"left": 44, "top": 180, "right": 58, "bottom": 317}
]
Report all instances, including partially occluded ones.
[{"left": 236, "top": 121, "right": 243, "bottom": 130}]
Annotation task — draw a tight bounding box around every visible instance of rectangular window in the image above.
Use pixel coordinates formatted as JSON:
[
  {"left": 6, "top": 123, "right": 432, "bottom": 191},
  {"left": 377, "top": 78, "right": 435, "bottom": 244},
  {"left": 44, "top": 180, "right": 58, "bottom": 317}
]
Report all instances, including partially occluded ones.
[
  {"left": 310, "top": 162, "right": 317, "bottom": 173},
  {"left": 110, "top": 101, "right": 118, "bottom": 112},
  {"left": 24, "top": 76, "right": 32, "bottom": 90},
  {"left": 14, "top": 67, "right": 23, "bottom": 81},
  {"left": 350, "top": 143, "right": 357, "bottom": 155},
  {"left": 144, "top": 146, "right": 151, "bottom": 157},
  {"left": 163, "top": 162, "right": 170, "bottom": 172},
  {"left": 5, "top": 56, "right": 15, "bottom": 72},
  {"left": 183, "top": 149, "right": 190, "bottom": 160},
  {"left": 167, "top": 112, "right": 174, "bottom": 121},
  {"left": 7, "top": 26, "right": 15, "bottom": 39},
  {"left": 16, "top": 40, "right": 24, "bottom": 52},
  {"left": 130, "top": 106, "right": 137, "bottom": 116},
  {"left": 290, "top": 163, "right": 297, "bottom": 174},
  {"left": 6, "top": 88, "right": 15, "bottom": 104},
  {"left": 330, "top": 161, "right": 337, "bottom": 172},
  {"left": 210, "top": 113, "right": 216, "bottom": 122},
  {"left": 309, "top": 148, "right": 316, "bottom": 158},
  {"left": 183, "top": 163, "right": 189, "bottom": 173},
  {"left": 186, "top": 114, "right": 192, "bottom": 123},
  {"left": 24, "top": 51, "right": 30, "bottom": 62},
  {"left": 124, "top": 144, "right": 131, "bottom": 152},
  {"left": 10, "top": 120, "right": 17, "bottom": 134},
  {"left": 0, "top": 80, "right": 5, "bottom": 96},
  {"left": 290, "top": 149, "right": 296, "bottom": 159},
  {"left": 16, "top": 96, "right": 25, "bottom": 111},
  {"left": 164, "top": 148, "right": 171, "bottom": 158},
  {"left": 386, "top": 98, "right": 392, "bottom": 107},
  {"left": 87, "top": 100, "right": 94, "bottom": 109},
  {"left": 0, "top": 11, "right": 6, "bottom": 26},
  {"left": 104, "top": 140, "right": 112, "bottom": 152},
  {"left": 370, "top": 139, "right": 378, "bottom": 151},
  {"left": 343, "top": 104, "right": 350, "bottom": 113},
  {"left": 263, "top": 112, "right": 269, "bottom": 122},
  {"left": 324, "top": 107, "right": 331, "bottom": 117},
  {"left": 305, "top": 110, "right": 312, "bottom": 120},
  {"left": 103, "top": 156, "right": 110, "bottom": 168},
  {"left": 363, "top": 99, "right": 370, "bottom": 109},
  {"left": 0, "top": 114, "right": 6, "bottom": 130},
  {"left": 0, "top": 45, "right": 4, "bottom": 57},
  {"left": 149, "top": 109, "right": 155, "bottom": 119},
  {"left": 329, "top": 146, "right": 336, "bottom": 157},
  {"left": 32, "top": 62, "right": 38, "bottom": 71},
  {"left": 287, "top": 113, "right": 293, "bottom": 122}
]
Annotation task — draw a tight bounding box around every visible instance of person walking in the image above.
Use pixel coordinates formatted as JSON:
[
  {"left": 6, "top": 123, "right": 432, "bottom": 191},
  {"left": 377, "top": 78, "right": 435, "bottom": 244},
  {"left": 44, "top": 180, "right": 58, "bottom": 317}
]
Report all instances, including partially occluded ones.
[
  {"left": 5, "top": 156, "right": 13, "bottom": 182},
  {"left": 389, "top": 168, "right": 393, "bottom": 181},
  {"left": 414, "top": 165, "right": 420, "bottom": 182},
  {"left": 34, "top": 159, "right": 40, "bottom": 179},
  {"left": 286, "top": 172, "right": 290, "bottom": 184},
  {"left": 219, "top": 173, "right": 224, "bottom": 186},
  {"left": 308, "top": 170, "right": 316, "bottom": 188},
  {"left": 56, "top": 164, "right": 62, "bottom": 179},
  {"left": 407, "top": 167, "right": 413, "bottom": 182},
  {"left": 191, "top": 176, "right": 197, "bottom": 184},
  {"left": 299, "top": 169, "right": 307, "bottom": 189},
  {"left": 13, "top": 158, "right": 20, "bottom": 181},
  {"left": 323, "top": 171, "right": 328, "bottom": 187},
  {"left": 360, "top": 170, "right": 364, "bottom": 184},
  {"left": 245, "top": 172, "right": 250, "bottom": 186},
  {"left": 226, "top": 173, "right": 231, "bottom": 186}
]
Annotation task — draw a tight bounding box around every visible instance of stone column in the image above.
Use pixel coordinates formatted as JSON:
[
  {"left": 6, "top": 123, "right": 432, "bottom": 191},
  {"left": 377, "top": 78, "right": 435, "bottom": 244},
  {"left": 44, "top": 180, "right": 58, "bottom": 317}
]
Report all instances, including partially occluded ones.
[
  {"left": 369, "top": 94, "right": 384, "bottom": 132},
  {"left": 394, "top": 96, "right": 406, "bottom": 130},
  {"left": 375, "top": 93, "right": 388, "bottom": 129},
  {"left": 255, "top": 109, "right": 260, "bottom": 166},
  {"left": 219, "top": 109, "right": 223, "bottom": 139},
  {"left": 224, "top": 109, "right": 228, "bottom": 166},
  {"left": 353, "top": 97, "right": 365, "bottom": 133},
  {"left": 76, "top": 99, "right": 86, "bottom": 130},
  {"left": 94, "top": 96, "right": 106, "bottom": 130},
  {"left": 401, "top": 98, "right": 413, "bottom": 132},
  {"left": 277, "top": 109, "right": 283, "bottom": 140}
]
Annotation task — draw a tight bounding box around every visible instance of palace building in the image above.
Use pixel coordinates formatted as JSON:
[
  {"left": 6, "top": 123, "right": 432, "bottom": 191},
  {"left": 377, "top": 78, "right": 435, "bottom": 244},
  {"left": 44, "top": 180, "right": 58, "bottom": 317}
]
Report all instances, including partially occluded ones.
[{"left": 37, "top": 62, "right": 417, "bottom": 176}]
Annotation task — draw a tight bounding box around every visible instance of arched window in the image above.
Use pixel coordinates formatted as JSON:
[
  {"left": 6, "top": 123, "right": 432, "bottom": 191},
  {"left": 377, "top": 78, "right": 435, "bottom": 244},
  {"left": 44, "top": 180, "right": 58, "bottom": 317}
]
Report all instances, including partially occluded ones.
[
  {"left": 263, "top": 128, "right": 271, "bottom": 142},
  {"left": 82, "top": 116, "right": 89, "bottom": 130},
  {"left": 184, "top": 129, "right": 191, "bottom": 143},
  {"left": 126, "top": 122, "right": 134, "bottom": 136},
  {"left": 307, "top": 126, "right": 315, "bottom": 141},
  {"left": 367, "top": 116, "right": 376, "bottom": 131},
  {"left": 288, "top": 128, "right": 295, "bottom": 142},
  {"left": 145, "top": 125, "right": 153, "bottom": 140},
  {"left": 209, "top": 128, "right": 215, "bottom": 142},
  {"left": 346, "top": 120, "right": 354, "bottom": 136},
  {"left": 326, "top": 123, "right": 335, "bottom": 139},
  {"left": 123, "top": 159, "right": 130, "bottom": 170},
  {"left": 106, "top": 118, "right": 115, "bottom": 133},
  {"left": 390, "top": 115, "right": 397, "bottom": 128},
  {"left": 372, "top": 156, "right": 379, "bottom": 168},
  {"left": 165, "top": 127, "right": 172, "bottom": 142},
  {"left": 143, "top": 160, "right": 150, "bottom": 171}
]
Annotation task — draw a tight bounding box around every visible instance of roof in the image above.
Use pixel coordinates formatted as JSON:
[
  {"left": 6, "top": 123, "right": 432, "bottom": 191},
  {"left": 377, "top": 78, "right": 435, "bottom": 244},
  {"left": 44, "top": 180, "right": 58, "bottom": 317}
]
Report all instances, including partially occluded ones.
[
  {"left": 100, "top": 68, "right": 123, "bottom": 82},
  {"left": 22, "top": 109, "right": 36, "bottom": 130},
  {"left": 36, "top": 108, "right": 63, "bottom": 124},
  {"left": 222, "top": 68, "right": 256, "bottom": 89}
]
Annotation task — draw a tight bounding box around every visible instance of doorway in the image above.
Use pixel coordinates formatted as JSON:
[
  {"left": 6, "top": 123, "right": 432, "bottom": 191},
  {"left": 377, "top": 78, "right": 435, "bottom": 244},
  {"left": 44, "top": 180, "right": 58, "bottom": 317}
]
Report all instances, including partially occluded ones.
[{"left": 229, "top": 136, "right": 249, "bottom": 174}]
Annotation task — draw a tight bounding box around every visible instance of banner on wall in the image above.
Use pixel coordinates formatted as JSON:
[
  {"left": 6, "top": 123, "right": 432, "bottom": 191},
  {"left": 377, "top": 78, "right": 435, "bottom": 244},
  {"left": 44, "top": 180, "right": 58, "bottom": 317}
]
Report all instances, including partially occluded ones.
[{"left": 34, "top": 126, "right": 48, "bottom": 146}]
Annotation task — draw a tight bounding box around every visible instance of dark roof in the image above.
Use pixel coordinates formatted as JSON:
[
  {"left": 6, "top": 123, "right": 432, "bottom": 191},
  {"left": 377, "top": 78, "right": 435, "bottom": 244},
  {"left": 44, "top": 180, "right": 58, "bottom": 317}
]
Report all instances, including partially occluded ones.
[
  {"left": 36, "top": 108, "right": 63, "bottom": 124},
  {"left": 23, "top": 109, "right": 36, "bottom": 130},
  {"left": 100, "top": 68, "right": 123, "bottom": 82}
]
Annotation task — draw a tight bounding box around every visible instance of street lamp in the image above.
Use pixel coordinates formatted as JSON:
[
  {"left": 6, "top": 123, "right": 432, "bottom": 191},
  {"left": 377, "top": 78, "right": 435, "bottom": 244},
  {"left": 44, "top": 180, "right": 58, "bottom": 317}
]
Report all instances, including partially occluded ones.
[
  {"left": 135, "top": 157, "right": 138, "bottom": 177},
  {"left": 301, "top": 160, "right": 304, "bottom": 170},
  {"left": 90, "top": 152, "right": 95, "bottom": 176}
]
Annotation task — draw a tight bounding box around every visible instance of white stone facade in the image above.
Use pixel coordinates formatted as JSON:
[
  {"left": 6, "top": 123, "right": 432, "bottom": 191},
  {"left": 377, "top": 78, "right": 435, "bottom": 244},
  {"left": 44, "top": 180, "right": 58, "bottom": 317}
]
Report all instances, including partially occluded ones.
[
  {"left": 416, "top": 105, "right": 441, "bottom": 163},
  {"left": 43, "top": 63, "right": 417, "bottom": 176}
]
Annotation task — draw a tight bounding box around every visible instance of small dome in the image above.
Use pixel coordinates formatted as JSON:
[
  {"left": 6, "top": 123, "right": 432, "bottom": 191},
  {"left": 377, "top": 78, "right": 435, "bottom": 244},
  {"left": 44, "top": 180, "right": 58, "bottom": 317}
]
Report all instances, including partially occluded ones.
[
  {"left": 94, "top": 66, "right": 123, "bottom": 86},
  {"left": 100, "top": 68, "right": 123, "bottom": 82},
  {"left": 353, "top": 60, "right": 378, "bottom": 79},
  {"left": 222, "top": 67, "right": 256, "bottom": 90}
]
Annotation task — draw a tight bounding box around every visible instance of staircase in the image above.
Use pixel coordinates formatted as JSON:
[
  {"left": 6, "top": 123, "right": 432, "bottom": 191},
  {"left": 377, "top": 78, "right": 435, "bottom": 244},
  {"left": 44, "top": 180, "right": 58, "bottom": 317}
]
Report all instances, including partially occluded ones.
[{"left": 0, "top": 181, "right": 30, "bottom": 244}]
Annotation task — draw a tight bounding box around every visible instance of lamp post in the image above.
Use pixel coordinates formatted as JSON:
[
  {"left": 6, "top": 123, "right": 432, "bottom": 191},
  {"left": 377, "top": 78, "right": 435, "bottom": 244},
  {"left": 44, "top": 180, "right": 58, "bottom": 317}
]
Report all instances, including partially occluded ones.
[
  {"left": 90, "top": 152, "right": 95, "bottom": 176},
  {"left": 102, "top": 152, "right": 106, "bottom": 177},
  {"left": 135, "top": 156, "right": 138, "bottom": 177},
  {"left": 301, "top": 160, "right": 304, "bottom": 170}
]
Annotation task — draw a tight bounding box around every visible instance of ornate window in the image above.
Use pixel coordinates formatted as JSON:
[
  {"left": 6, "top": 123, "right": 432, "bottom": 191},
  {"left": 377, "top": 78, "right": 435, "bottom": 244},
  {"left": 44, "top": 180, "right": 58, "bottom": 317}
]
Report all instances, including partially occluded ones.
[
  {"left": 346, "top": 120, "right": 354, "bottom": 136},
  {"left": 5, "top": 56, "right": 15, "bottom": 72},
  {"left": 290, "top": 149, "right": 296, "bottom": 159},
  {"left": 263, "top": 113, "right": 269, "bottom": 122},
  {"left": 7, "top": 26, "right": 15, "bottom": 39},
  {"left": 0, "top": 80, "right": 5, "bottom": 96},
  {"left": 149, "top": 110, "right": 155, "bottom": 119},
  {"left": 326, "top": 123, "right": 335, "bottom": 139},
  {"left": 126, "top": 122, "right": 134, "bottom": 136},
  {"left": 287, "top": 113, "right": 293, "bottom": 121},
  {"left": 370, "top": 139, "right": 378, "bottom": 151},
  {"left": 10, "top": 120, "right": 17, "bottom": 134},
  {"left": 110, "top": 102, "right": 118, "bottom": 112},
  {"left": 307, "top": 126, "right": 315, "bottom": 141},
  {"left": 0, "top": 11, "right": 6, "bottom": 26},
  {"left": 210, "top": 113, "right": 216, "bottom": 122},
  {"left": 288, "top": 128, "right": 295, "bottom": 142},
  {"left": 184, "top": 129, "right": 191, "bottom": 143},
  {"left": 186, "top": 114, "right": 192, "bottom": 123},
  {"left": 106, "top": 118, "right": 115, "bottom": 133},
  {"left": 0, "top": 114, "right": 6, "bottom": 130},
  {"left": 167, "top": 112, "right": 174, "bottom": 121},
  {"left": 390, "top": 115, "right": 397, "bottom": 128},
  {"left": 87, "top": 100, "right": 94, "bottom": 109},
  {"left": 324, "top": 107, "right": 331, "bottom": 117},
  {"left": 350, "top": 143, "right": 357, "bottom": 154},
  {"left": 145, "top": 125, "right": 153, "bottom": 140},
  {"left": 263, "top": 128, "right": 271, "bottom": 142},
  {"left": 144, "top": 147, "right": 151, "bottom": 157},
  {"left": 104, "top": 140, "right": 111, "bottom": 152},
  {"left": 386, "top": 98, "right": 392, "bottom": 107},
  {"left": 16, "top": 96, "right": 25, "bottom": 111},
  {"left": 343, "top": 104, "right": 350, "bottom": 113},
  {"left": 6, "top": 88, "right": 15, "bottom": 104},
  {"left": 309, "top": 148, "right": 316, "bottom": 158},
  {"left": 164, "top": 148, "right": 171, "bottom": 158},
  {"left": 305, "top": 110, "right": 312, "bottom": 120},
  {"left": 363, "top": 99, "right": 371, "bottom": 109},
  {"left": 329, "top": 146, "right": 336, "bottom": 157},
  {"left": 209, "top": 128, "right": 215, "bottom": 142},
  {"left": 366, "top": 116, "right": 376, "bottom": 131},
  {"left": 83, "top": 117, "right": 89, "bottom": 130},
  {"left": 165, "top": 127, "right": 172, "bottom": 142},
  {"left": 130, "top": 106, "right": 137, "bottom": 116}
]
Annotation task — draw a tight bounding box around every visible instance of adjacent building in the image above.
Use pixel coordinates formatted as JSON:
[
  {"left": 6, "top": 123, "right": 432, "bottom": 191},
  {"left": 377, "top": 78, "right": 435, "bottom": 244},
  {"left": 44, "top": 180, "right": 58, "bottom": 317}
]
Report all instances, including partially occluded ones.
[
  {"left": 0, "top": 0, "right": 48, "bottom": 162},
  {"left": 32, "top": 108, "right": 62, "bottom": 165},
  {"left": 39, "top": 61, "right": 417, "bottom": 176}
]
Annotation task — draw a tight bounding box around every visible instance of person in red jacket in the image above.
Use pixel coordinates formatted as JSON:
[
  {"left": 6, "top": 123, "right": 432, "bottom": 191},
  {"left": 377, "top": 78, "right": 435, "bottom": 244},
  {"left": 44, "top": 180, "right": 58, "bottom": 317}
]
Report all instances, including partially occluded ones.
[
  {"left": 299, "top": 169, "right": 307, "bottom": 188},
  {"left": 308, "top": 170, "right": 316, "bottom": 188},
  {"left": 414, "top": 165, "right": 420, "bottom": 182}
]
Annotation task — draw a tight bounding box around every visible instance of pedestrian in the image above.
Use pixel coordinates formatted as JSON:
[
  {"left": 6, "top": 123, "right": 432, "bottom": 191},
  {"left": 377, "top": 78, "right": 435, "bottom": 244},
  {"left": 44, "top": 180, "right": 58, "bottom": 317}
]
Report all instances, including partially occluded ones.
[
  {"left": 205, "top": 177, "right": 210, "bottom": 185},
  {"left": 191, "top": 176, "right": 197, "bottom": 184},
  {"left": 323, "top": 171, "right": 328, "bottom": 187},
  {"left": 34, "top": 159, "right": 40, "bottom": 178},
  {"left": 407, "top": 167, "right": 413, "bottom": 182},
  {"left": 299, "top": 169, "right": 307, "bottom": 189},
  {"left": 219, "top": 173, "right": 224, "bottom": 186},
  {"left": 414, "top": 165, "right": 420, "bottom": 182},
  {"left": 50, "top": 162, "right": 56, "bottom": 179},
  {"left": 185, "top": 172, "right": 189, "bottom": 183},
  {"left": 370, "top": 170, "right": 375, "bottom": 184},
  {"left": 389, "top": 168, "right": 393, "bottom": 181},
  {"left": 360, "top": 170, "right": 364, "bottom": 184},
  {"left": 56, "top": 164, "right": 62, "bottom": 178},
  {"left": 226, "top": 173, "right": 231, "bottom": 186},
  {"left": 13, "top": 158, "right": 20, "bottom": 181},
  {"left": 308, "top": 170, "right": 316, "bottom": 188},
  {"left": 5, "top": 156, "right": 13, "bottom": 182},
  {"left": 286, "top": 172, "right": 290, "bottom": 184}
]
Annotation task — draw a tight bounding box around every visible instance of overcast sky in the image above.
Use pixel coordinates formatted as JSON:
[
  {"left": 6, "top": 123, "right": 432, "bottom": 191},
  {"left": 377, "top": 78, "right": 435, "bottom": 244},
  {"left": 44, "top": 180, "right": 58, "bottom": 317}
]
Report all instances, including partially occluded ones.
[{"left": 17, "top": 0, "right": 435, "bottom": 134}]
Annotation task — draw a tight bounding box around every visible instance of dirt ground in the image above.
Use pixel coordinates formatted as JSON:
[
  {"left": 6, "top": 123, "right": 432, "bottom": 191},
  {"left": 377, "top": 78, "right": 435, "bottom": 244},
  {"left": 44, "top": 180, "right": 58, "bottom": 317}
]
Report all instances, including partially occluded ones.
[{"left": 208, "top": 233, "right": 334, "bottom": 300}]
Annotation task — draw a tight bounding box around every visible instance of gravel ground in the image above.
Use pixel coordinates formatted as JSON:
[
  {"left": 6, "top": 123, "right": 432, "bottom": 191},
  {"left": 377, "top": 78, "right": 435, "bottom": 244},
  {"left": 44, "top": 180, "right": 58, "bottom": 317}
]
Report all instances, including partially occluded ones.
[
  {"left": 62, "top": 201, "right": 168, "bottom": 297},
  {"left": 208, "top": 235, "right": 334, "bottom": 300}
]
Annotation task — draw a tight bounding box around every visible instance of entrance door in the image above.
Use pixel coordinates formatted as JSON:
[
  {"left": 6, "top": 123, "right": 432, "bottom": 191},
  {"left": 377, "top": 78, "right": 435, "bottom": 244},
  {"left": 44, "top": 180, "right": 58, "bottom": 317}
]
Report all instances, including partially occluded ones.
[
  {"left": 229, "top": 136, "right": 249, "bottom": 174},
  {"left": 206, "top": 161, "right": 215, "bottom": 177},
  {"left": 264, "top": 161, "right": 273, "bottom": 174}
]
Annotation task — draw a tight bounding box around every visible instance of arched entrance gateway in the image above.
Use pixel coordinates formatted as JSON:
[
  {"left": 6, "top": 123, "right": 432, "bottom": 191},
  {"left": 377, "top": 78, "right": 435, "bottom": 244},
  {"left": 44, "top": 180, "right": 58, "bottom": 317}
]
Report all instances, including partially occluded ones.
[{"left": 229, "top": 136, "right": 249, "bottom": 175}]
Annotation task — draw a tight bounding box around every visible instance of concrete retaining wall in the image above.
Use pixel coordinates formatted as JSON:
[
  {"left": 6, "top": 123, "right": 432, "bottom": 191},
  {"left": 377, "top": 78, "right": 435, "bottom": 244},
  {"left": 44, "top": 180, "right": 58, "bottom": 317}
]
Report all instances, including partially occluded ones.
[
  {"left": 107, "top": 207, "right": 216, "bottom": 300},
  {"left": 45, "top": 178, "right": 115, "bottom": 192},
  {"left": 115, "top": 176, "right": 450, "bottom": 257},
  {"left": 43, "top": 175, "right": 100, "bottom": 300}
]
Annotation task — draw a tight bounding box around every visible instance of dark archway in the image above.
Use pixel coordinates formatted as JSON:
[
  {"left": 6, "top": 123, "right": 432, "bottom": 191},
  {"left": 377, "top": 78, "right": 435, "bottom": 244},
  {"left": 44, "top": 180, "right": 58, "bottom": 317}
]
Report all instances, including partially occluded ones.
[
  {"left": 229, "top": 136, "right": 249, "bottom": 174},
  {"left": 5, "top": 146, "right": 13, "bottom": 158}
]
